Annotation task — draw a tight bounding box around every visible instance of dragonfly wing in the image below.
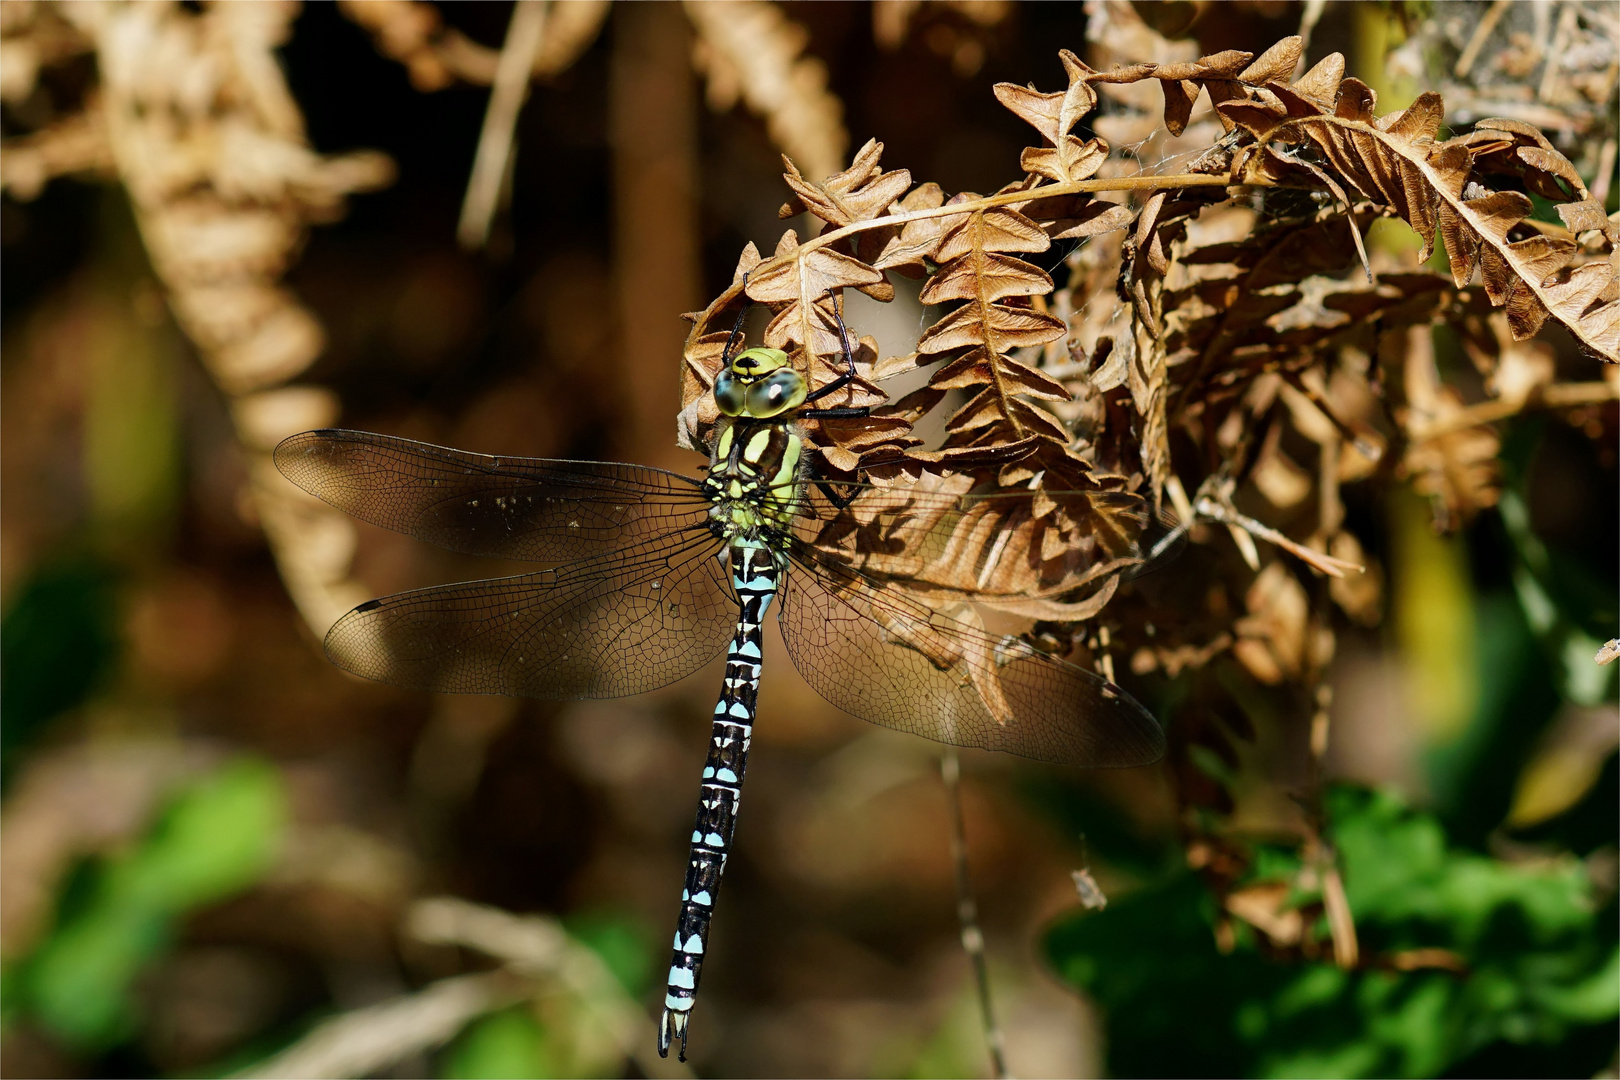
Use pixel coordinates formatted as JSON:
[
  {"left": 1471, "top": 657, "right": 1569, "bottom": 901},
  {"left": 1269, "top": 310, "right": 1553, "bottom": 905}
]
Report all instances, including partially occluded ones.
[
  {"left": 778, "top": 547, "right": 1164, "bottom": 767},
  {"left": 325, "top": 529, "right": 735, "bottom": 697},
  {"left": 275, "top": 429, "right": 709, "bottom": 563}
]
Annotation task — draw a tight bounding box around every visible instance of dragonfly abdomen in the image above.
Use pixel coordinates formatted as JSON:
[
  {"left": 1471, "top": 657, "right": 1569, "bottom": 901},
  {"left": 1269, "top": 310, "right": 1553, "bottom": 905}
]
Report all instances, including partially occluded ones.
[{"left": 659, "top": 541, "right": 779, "bottom": 1060}]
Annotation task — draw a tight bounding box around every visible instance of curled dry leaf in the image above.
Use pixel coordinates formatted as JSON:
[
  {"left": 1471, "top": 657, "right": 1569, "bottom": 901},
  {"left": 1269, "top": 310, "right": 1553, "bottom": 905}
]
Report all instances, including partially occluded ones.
[{"left": 1232, "top": 562, "right": 1334, "bottom": 685}]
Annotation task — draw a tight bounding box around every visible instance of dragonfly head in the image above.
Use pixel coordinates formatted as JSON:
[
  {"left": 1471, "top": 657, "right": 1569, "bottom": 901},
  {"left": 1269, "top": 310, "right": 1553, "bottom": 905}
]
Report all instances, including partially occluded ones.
[{"left": 714, "top": 347, "right": 807, "bottom": 419}]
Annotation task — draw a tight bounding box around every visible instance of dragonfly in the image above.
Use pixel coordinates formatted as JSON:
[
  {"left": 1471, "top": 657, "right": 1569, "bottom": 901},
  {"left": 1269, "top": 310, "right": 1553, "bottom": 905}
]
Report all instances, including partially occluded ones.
[{"left": 274, "top": 298, "right": 1165, "bottom": 1061}]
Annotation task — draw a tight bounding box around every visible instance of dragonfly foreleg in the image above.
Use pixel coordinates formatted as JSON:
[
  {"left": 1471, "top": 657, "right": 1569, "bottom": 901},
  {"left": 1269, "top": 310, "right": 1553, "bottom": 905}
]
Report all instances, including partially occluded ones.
[{"left": 800, "top": 290, "right": 867, "bottom": 416}]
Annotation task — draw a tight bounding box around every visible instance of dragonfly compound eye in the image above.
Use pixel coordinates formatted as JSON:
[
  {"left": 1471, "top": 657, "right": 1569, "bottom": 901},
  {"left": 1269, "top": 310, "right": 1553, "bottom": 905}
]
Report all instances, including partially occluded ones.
[
  {"left": 713, "top": 370, "right": 746, "bottom": 416},
  {"left": 744, "top": 369, "right": 806, "bottom": 418}
]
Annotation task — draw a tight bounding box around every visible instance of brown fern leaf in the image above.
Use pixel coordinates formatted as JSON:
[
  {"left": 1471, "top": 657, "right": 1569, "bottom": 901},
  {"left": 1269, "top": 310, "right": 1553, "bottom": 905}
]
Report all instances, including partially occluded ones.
[
  {"left": 914, "top": 205, "right": 1070, "bottom": 451},
  {"left": 870, "top": 181, "right": 950, "bottom": 276},
  {"left": 777, "top": 137, "right": 910, "bottom": 286},
  {"left": 994, "top": 49, "right": 1105, "bottom": 184},
  {"left": 1220, "top": 82, "right": 1620, "bottom": 361},
  {"left": 808, "top": 469, "right": 1142, "bottom": 618},
  {"left": 1114, "top": 187, "right": 1227, "bottom": 499},
  {"left": 686, "top": 0, "right": 847, "bottom": 184},
  {"left": 1089, "top": 35, "right": 1303, "bottom": 138},
  {"left": 991, "top": 48, "right": 1137, "bottom": 242}
]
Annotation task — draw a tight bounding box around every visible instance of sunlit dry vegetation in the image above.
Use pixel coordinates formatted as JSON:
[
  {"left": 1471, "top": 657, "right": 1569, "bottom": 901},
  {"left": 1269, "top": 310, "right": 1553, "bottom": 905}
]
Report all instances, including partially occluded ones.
[{"left": 2, "top": 2, "right": 1616, "bottom": 1077}]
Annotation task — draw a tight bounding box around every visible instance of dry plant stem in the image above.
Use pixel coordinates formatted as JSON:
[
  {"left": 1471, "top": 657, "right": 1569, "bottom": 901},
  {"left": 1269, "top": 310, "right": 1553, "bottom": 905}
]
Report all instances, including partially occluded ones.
[
  {"left": 1195, "top": 497, "right": 1362, "bottom": 578},
  {"left": 233, "top": 970, "right": 527, "bottom": 1079},
  {"left": 407, "top": 897, "right": 694, "bottom": 1079},
  {"left": 797, "top": 173, "right": 1248, "bottom": 258},
  {"left": 458, "top": 0, "right": 548, "bottom": 249},
  {"left": 940, "top": 749, "right": 1010, "bottom": 1080},
  {"left": 1277, "top": 368, "right": 1382, "bottom": 461},
  {"left": 1321, "top": 864, "right": 1360, "bottom": 969},
  {"left": 1591, "top": 139, "right": 1616, "bottom": 207},
  {"left": 1453, "top": 0, "right": 1511, "bottom": 80},
  {"left": 1537, "top": 3, "right": 1579, "bottom": 103},
  {"left": 611, "top": 0, "right": 703, "bottom": 467},
  {"left": 1410, "top": 379, "right": 1619, "bottom": 440},
  {"left": 1295, "top": 0, "right": 1328, "bottom": 72}
]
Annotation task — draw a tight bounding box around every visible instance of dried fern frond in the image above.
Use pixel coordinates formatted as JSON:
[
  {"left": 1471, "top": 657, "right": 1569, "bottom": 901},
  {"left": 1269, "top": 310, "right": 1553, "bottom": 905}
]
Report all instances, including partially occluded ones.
[
  {"left": 686, "top": 0, "right": 847, "bottom": 184},
  {"left": 16, "top": 2, "right": 395, "bottom": 636},
  {"left": 1221, "top": 83, "right": 1619, "bottom": 360}
]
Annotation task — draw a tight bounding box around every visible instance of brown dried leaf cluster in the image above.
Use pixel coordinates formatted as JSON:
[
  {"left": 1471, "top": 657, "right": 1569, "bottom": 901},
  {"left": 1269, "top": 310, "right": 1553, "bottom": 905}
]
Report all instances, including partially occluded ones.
[
  {"left": 686, "top": 0, "right": 847, "bottom": 183},
  {"left": 1221, "top": 83, "right": 1619, "bottom": 358},
  {"left": 675, "top": 6, "right": 1615, "bottom": 869},
  {"left": 1396, "top": 0, "right": 1618, "bottom": 204}
]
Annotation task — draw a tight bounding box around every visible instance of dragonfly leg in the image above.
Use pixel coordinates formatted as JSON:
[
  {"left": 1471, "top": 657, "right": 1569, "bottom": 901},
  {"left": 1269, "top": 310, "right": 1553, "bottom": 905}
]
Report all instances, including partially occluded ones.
[
  {"left": 814, "top": 479, "right": 862, "bottom": 509},
  {"left": 659, "top": 543, "right": 777, "bottom": 1060},
  {"left": 720, "top": 271, "right": 752, "bottom": 369},
  {"left": 802, "top": 290, "right": 864, "bottom": 407}
]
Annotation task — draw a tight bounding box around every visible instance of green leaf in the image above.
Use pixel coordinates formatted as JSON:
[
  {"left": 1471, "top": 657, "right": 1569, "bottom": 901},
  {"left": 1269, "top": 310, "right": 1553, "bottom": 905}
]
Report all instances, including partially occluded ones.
[
  {"left": 0, "top": 557, "right": 121, "bottom": 772},
  {"left": 17, "top": 758, "right": 286, "bottom": 1049},
  {"left": 441, "top": 1006, "right": 556, "bottom": 1080},
  {"left": 1045, "top": 784, "right": 1618, "bottom": 1078}
]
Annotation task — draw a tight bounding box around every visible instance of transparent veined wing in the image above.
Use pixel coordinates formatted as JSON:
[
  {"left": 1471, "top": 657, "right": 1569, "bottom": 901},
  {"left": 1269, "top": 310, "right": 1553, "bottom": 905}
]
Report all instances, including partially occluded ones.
[
  {"left": 784, "top": 479, "right": 1159, "bottom": 608},
  {"left": 275, "top": 429, "right": 711, "bottom": 563},
  {"left": 323, "top": 528, "right": 735, "bottom": 698},
  {"left": 777, "top": 543, "right": 1164, "bottom": 767}
]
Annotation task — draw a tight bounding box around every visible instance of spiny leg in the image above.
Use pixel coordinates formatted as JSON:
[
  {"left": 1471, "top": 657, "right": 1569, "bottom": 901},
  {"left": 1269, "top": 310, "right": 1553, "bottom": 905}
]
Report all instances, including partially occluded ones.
[
  {"left": 659, "top": 542, "right": 778, "bottom": 1060},
  {"left": 721, "top": 272, "right": 752, "bottom": 369},
  {"left": 800, "top": 291, "right": 872, "bottom": 420}
]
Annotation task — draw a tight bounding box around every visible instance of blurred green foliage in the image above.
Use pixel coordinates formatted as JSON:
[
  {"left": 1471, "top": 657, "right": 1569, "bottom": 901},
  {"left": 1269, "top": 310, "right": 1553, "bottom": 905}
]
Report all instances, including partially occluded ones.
[
  {"left": 1046, "top": 786, "right": 1618, "bottom": 1079},
  {"left": 564, "top": 910, "right": 655, "bottom": 998},
  {"left": 7, "top": 759, "right": 286, "bottom": 1050},
  {"left": 0, "top": 556, "right": 122, "bottom": 776},
  {"left": 442, "top": 1006, "right": 555, "bottom": 1080},
  {"left": 435, "top": 910, "right": 654, "bottom": 1080}
]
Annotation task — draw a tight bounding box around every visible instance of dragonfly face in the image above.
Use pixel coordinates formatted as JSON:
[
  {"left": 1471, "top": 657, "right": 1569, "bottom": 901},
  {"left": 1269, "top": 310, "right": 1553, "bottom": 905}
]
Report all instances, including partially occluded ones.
[{"left": 712, "top": 346, "right": 808, "bottom": 419}]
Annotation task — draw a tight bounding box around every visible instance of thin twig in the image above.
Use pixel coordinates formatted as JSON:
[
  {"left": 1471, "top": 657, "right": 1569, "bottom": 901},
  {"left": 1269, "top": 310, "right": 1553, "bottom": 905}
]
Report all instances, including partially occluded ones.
[
  {"left": 233, "top": 971, "right": 526, "bottom": 1079},
  {"left": 1196, "top": 497, "right": 1363, "bottom": 578},
  {"left": 1409, "top": 380, "right": 1619, "bottom": 441},
  {"left": 1295, "top": 0, "right": 1328, "bottom": 77},
  {"left": 1453, "top": 0, "right": 1510, "bottom": 79},
  {"left": 1537, "top": 2, "right": 1578, "bottom": 104},
  {"left": 941, "top": 749, "right": 1009, "bottom": 1080},
  {"left": 797, "top": 172, "right": 1252, "bottom": 259},
  {"left": 458, "top": 0, "right": 548, "bottom": 249},
  {"left": 1277, "top": 368, "right": 1384, "bottom": 463}
]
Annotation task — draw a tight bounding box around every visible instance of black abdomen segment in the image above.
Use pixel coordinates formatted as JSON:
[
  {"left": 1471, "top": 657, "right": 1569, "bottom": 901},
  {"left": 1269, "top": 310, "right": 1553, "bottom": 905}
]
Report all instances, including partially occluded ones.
[{"left": 658, "top": 543, "right": 778, "bottom": 1060}]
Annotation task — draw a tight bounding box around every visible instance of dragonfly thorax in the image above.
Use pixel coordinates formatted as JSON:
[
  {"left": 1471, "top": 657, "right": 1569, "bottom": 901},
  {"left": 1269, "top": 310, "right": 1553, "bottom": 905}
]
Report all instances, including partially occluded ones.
[{"left": 701, "top": 417, "right": 805, "bottom": 545}]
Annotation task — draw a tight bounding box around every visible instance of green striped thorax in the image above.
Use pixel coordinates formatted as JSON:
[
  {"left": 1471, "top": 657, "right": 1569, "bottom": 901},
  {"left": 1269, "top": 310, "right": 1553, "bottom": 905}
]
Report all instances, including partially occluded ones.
[{"left": 703, "top": 346, "right": 807, "bottom": 543}]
